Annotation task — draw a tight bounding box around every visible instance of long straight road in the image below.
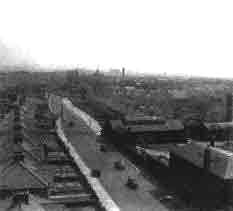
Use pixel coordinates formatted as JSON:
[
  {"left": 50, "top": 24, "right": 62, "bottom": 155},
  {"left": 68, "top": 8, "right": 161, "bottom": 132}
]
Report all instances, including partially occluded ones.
[{"left": 61, "top": 100, "right": 186, "bottom": 211}]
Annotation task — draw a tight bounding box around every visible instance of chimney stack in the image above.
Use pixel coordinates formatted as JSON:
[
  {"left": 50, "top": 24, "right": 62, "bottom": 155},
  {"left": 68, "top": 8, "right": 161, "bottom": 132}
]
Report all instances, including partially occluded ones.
[
  {"left": 225, "top": 93, "right": 232, "bottom": 142},
  {"left": 122, "top": 67, "right": 125, "bottom": 79},
  {"left": 225, "top": 93, "right": 232, "bottom": 122}
]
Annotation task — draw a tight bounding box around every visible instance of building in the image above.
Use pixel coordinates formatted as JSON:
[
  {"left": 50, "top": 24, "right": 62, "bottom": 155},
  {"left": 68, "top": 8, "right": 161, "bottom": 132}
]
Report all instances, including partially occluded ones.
[
  {"left": 104, "top": 115, "right": 185, "bottom": 146},
  {"left": 0, "top": 154, "right": 49, "bottom": 196},
  {"left": 169, "top": 141, "right": 233, "bottom": 204}
]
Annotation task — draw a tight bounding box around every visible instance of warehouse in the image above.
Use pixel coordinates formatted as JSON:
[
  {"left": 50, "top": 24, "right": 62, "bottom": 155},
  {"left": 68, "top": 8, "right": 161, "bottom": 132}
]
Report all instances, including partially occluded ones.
[
  {"left": 169, "top": 141, "right": 233, "bottom": 204},
  {"left": 104, "top": 115, "right": 186, "bottom": 145}
]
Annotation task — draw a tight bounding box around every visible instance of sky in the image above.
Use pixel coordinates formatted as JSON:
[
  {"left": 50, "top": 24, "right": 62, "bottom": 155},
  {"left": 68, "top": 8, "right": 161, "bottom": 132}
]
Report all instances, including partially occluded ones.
[{"left": 0, "top": 0, "right": 233, "bottom": 78}]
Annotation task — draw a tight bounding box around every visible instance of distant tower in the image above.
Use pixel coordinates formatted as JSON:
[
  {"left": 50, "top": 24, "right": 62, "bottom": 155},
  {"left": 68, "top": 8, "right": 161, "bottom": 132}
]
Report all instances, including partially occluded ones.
[
  {"left": 225, "top": 93, "right": 233, "bottom": 142},
  {"left": 225, "top": 93, "right": 232, "bottom": 122},
  {"left": 75, "top": 69, "right": 79, "bottom": 77},
  {"left": 122, "top": 67, "right": 125, "bottom": 79},
  {"left": 94, "top": 68, "right": 100, "bottom": 76}
]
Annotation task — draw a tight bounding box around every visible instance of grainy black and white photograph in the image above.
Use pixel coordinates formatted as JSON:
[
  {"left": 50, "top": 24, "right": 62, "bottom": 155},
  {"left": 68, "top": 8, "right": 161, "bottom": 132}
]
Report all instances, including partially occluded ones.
[{"left": 0, "top": 1, "right": 233, "bottom": 211}]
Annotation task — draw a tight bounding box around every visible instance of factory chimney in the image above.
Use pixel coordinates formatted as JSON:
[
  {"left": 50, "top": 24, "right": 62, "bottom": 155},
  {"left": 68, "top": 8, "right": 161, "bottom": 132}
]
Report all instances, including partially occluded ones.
[
  {"left": 225, "top": 93, "right": 233, "bottom": 122},
  {"left": 225, "top": 93, "right": 233, "bottom": 142},
  {"left": 122, "top": 67, "right": 125, "bottom": 79}
]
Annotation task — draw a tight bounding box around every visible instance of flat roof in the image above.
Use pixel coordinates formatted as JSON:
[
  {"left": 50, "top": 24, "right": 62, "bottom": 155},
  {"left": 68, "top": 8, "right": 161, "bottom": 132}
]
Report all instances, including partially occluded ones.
[
  {"left": 126, "top": 119, "right": 184, "bottom": 133},
  {"left": 124, "top": 115, "right": 165, "bottom": 125}
]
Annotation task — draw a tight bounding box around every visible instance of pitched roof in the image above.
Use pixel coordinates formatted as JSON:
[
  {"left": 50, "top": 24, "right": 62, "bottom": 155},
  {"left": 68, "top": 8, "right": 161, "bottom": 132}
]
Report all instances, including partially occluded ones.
[
  {"left": 0, "top": 161, "right": 49, "bottom": 190},
  {"left": 170, "top": 142, "right": 233, "bottom": 179}
]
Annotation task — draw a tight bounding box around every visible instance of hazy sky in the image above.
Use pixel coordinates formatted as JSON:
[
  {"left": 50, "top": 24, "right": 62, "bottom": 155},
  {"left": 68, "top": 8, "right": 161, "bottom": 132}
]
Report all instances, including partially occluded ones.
[{"left": 0, "top": 0, "right": 233, "bottom": 77}]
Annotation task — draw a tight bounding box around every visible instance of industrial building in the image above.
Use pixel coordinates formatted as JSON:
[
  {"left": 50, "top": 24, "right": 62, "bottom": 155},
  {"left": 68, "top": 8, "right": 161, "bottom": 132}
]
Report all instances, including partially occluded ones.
[{"left": 104, "top": 115, "right": 186, "bottom": 145}]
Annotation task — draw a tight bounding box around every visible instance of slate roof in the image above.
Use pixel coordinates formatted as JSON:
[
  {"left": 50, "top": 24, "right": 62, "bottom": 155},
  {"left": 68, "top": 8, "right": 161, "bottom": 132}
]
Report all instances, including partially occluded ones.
[
  {"left": 0, "top": 160, "right": 49, "bottom": 190},
  {"left": 170, "top": 141, "right": 233, "bottom": 179}
]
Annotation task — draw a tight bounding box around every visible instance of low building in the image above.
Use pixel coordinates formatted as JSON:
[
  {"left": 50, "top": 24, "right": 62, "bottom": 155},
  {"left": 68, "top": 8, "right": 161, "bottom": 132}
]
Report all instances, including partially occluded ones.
[
  {"left": 0, "top": 153, "right": 49, "bottom": 196},
  {"left": 104, "top": 116, "right": 185, "bottom": 146},
  {"left": 170, "top": 141, "right": 233, "bottom": 204}
]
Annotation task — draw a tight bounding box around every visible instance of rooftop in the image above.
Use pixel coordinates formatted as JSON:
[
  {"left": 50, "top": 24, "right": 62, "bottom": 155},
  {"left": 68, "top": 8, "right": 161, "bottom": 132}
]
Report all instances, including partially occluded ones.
[
  {"left": 110, "top": 119, "right": 184, "bottom": 133},
  {"left": 0, "top": 159, "right": 49, "bottom": 190},
  {"left": 170, "top": 141, "right": 233, "bottom": 179},
  {"left": 124, "top": 115, "right": 166, "bottom": 125}
]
